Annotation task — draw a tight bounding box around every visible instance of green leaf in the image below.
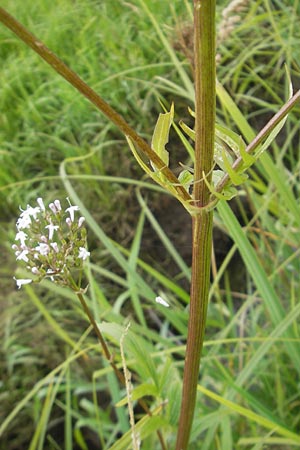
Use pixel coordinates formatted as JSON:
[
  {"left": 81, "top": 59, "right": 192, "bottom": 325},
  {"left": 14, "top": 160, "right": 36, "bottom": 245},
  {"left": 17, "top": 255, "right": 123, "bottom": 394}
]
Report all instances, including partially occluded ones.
[
  {"left": 109, "top": 410, "right": 167, "bottom": 450},
  {"left": 217, "top": 200, "right": 300, "bottom": 370},
  {"left": 178, "top": 169, "right": 193, "bottom": 192},
  {"left": 197, "top": 385, "right": 300, "bottom": 444},
  {"left": 188, "top": 106, "right": 196, "bottom": 118},
  {"left": 239, "top": 138, "right": 256, "bottom": 167},
  {"left": 126, "top": 136, "right": 193, "bottom": 214},
  {"left": 204, "top": 170, "right": 237, "bottom": 202},
  {"left": 221, "top": 148, "right": 248, "bottom": 186},
  {"left": 116, "top": 383, "right": 158, "bottom": 407},
  {"left": 216, "top": 81, "right": 255, "bottom": 143},
  {"left": 214, "top": 140, "right": 233, "bottom": 171},
  {"left": 255, "top": 67, "right": 293, "bottom": 159},
  {"left": 126, "top": 136, "right": 155, "bottom": 179},
  {"left": 215, "top": 123, "right": 247, "bottom": 157},
  {"left": 179, "top": 120, "right": 195, "bottom": 141},
  {"left": 151, "top": 103, "right": 174, "bottom": 170}
]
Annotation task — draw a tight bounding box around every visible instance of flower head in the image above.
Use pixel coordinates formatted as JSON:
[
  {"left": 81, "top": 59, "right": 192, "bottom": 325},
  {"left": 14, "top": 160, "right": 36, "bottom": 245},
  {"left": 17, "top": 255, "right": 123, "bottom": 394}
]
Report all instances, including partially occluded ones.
[{"left": 13, "top": 197, "right": 89, "bottom": 289}]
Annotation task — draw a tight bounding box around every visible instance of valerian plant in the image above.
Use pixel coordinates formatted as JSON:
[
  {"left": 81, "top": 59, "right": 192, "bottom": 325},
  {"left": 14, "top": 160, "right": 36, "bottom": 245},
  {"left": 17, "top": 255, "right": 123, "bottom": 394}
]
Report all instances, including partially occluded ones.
[{"left": 2, "top": 2, "right": 300, "bottom": 449}]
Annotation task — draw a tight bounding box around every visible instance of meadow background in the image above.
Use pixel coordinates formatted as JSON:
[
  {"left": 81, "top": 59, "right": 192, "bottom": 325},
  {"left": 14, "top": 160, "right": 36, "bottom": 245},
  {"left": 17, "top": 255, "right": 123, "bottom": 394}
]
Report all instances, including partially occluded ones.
[{"left": 1, "top": 0, "right": 300, "bottom": 449}]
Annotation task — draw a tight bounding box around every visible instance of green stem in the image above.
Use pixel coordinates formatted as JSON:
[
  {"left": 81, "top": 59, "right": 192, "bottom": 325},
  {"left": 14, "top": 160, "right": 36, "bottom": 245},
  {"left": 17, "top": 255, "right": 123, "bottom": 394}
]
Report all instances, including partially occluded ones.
[
  {"left": 0, "top": 7, "right": 191, "bottom": 204},
  {"left": 175, "top": 1, "right": 216, "bottom": 449},
  {"left": 76, "top": 292, "right": 123, "bottom": 382},
  {"left": 176, "top": 213, "right": 213, "bottom": 450}
]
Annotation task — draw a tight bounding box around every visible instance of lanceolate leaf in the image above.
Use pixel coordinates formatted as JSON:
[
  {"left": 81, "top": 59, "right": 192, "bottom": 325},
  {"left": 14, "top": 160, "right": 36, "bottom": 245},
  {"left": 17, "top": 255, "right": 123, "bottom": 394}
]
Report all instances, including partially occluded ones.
[
  {"left": 126, "top": 136, "right": 193, "bottom": 214},
  {"left": 215, "top": 123, "right": 246, "bottom": 158},
  {"left": 179, "top": 120, "right": 195, "bottom": 141},
  {"left": 178, "top": 169, "right": 193, "bottom": 193},
  {"left": 221, "top": 148, "right": 248, "bottom": 186},
  {"left": 214, "top": 140, "right": 233, "bottom": 171},
  {"left": 203, "top": 170, "right": 237, "bottom": 202},
  {"left": 254, "top": 68, "right": 293, "bottom": 159},
  {"left": 239, "top": 138, "right": 256, "bottom": 167},
  {"left": 151, "top": 103, "right": 174, "bottom": 170}
]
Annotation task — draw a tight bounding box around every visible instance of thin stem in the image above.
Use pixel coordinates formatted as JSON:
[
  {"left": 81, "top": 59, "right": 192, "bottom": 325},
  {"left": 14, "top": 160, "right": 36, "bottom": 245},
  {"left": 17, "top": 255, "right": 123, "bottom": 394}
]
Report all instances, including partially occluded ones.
[
  {"left": 175, "top": 1, "right": 216, "bottom": 449},
  {"left": 76, "top": 292, "right": 124, "bottom": 382},
  {"left": 193, "top": 1, "right": 216, "bottom": 206},
  {"left": 176, "top": 213, "right": 213, "bottom": 450},
  {"left": 0, "top": 7, "right": 191, "bottom": 204}
]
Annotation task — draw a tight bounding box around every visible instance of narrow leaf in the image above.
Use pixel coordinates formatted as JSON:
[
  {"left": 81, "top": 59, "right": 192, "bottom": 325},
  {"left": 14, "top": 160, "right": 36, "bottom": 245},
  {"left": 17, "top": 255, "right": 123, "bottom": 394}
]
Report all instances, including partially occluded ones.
[
  {"left": 179, "top": 120, "right": 195, "bottom": 141},
  {"left": 151, "top": 103, "right": 174, "bottom": 170},
  {"left": 197, "top": 385, "right": 300, "bottom": 443},
  {"left": 215, "top": 123, "right": 247, "bottom": 157},
  {"left": 178, "top": 169, "right": 194, "bottom": 193},
  {"left": 221, "top": 148, "right": 248, "bottom": 185}
]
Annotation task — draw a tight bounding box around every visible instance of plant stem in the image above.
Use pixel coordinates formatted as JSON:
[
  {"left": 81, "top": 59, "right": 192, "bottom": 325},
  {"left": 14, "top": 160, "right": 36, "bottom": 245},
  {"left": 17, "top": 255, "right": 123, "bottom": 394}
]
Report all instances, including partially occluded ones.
[
  {"left": 175, "top": 1, "right": 216, "bottom": 449},
  {"left": 0, "top": 7, "right": 191, "bottom": 204},
  {"left": 76, "top": 292, "right": 124, "bottom": 383}
]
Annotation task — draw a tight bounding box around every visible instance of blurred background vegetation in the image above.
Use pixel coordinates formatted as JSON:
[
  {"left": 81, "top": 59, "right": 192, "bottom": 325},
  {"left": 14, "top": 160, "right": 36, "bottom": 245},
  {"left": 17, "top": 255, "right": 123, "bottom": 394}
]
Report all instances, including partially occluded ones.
[{"left": 1, "top": 0, "right": 300, "bottom": 449}]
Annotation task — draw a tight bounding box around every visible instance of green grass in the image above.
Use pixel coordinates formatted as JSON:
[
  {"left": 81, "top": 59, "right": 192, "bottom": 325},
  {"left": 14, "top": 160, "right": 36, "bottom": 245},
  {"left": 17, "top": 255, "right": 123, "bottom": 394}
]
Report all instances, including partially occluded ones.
[{"left": 1, "top": 0, "right": 300, "bottom": 449}]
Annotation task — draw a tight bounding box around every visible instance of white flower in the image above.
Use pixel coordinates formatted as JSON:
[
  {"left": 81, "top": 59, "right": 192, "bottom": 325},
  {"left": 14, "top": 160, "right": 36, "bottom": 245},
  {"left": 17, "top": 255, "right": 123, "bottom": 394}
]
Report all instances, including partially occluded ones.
[
  {"left": 35, "top": 243, "right": 50, "bottom": 256},
  {"left": 155, "top": 296, "right": 170, "bottom": 308},
  {"left": 78, "top": 217, "right": 85, "bottom": 228},
  {"left": 15, "top": 231, "right": 28, "bottom": 246},
  {"left": 14, "top": 277, "right": 32, "bottom": 289},
  {"left": 54, "top": 199, "right": 62, "bottom": 211},
  {"left": 45, "top": 223, "right": 59, "bottom": 240},
  {"left": 13, "top": 197, "right": 89, "bottom": 289},
  {"left": 22, "top": 205, "right": 40, "bottom": 220},
  {"left": 49, "top": 202, "right": 58, "bottom": 214},
  {"left": 16, "top": 249, "right": 29, "bottom": 263},
  {"left": 66, "top": 205, "right": 80, "bottom": 222},
  {"left": 17, "top": 214, "right": 31, "bottom": 230},
  {"left": 50, "top": 242, "right": 59, "bottom": 253},
  {"left": 78, "top": 247, "right": 90, "bottom": 261},
  {"left": 37, "top": 197, "right": 45, "bottom": 211},
  {"left": 46, "top": 269, "right": 55, "bottom": 281}
]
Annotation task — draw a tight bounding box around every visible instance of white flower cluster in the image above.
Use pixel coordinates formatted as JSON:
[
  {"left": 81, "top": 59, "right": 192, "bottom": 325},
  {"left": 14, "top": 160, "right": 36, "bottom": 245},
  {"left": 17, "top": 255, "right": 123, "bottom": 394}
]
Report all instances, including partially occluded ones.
[{"left": 13, "top": 197, "right": 90, "bottom": 289}]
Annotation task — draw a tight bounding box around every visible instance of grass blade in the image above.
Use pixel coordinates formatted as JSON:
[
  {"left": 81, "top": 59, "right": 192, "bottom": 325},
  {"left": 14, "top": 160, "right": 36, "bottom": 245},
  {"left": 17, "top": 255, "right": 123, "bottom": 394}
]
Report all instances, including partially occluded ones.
[{"left": 217, "top": 200, "right": 300, "bottom": 369}]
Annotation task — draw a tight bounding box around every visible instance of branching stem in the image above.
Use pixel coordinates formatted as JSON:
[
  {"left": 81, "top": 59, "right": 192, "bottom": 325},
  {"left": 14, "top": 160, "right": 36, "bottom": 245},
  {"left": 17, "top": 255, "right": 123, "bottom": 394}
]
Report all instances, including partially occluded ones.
[{"left": 0, "top": 7, "right": 191, "bottom": 204}]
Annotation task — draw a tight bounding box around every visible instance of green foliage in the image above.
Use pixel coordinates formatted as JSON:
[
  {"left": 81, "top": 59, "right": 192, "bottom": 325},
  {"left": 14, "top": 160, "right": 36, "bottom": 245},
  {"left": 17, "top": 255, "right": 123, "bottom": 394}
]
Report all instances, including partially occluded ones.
[{"left": 1, "top": 0, "right": 300, "bottom": 449}]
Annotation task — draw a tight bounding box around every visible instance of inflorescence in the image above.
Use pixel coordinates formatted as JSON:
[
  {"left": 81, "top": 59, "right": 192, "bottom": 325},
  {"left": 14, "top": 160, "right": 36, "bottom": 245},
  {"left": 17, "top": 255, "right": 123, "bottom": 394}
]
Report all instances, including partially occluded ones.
[{"left": 12, "top": 197, "right": 90, "bottom": 290}]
